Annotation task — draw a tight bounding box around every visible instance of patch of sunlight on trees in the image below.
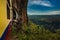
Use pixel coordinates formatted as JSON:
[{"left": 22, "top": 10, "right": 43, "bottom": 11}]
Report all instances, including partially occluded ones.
[{"left": 12, "top": 21, "right": 60, "bottom": 40}]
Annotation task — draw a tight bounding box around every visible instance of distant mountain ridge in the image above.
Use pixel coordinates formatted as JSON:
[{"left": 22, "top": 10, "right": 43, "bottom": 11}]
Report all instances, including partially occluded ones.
[{"left": 28, "top": 15, "right": 60, "bottom": 32}]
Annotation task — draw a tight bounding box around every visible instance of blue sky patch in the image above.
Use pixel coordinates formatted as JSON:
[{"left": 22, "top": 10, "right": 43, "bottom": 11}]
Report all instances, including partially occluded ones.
[{"left": 27, "top": 0, "right": 60, "bottom": 15}]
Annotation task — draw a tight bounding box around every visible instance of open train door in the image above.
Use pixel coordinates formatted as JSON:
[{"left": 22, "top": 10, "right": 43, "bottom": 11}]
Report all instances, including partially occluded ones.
[{"left": 0, "top": 0, "right": 12, "bottom": 40}]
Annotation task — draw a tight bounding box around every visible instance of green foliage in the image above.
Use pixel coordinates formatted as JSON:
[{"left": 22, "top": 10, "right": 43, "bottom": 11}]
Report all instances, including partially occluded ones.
[
  {"left": 12, "top": 26, "right": 17, "bottom": 36},
  {"left": 12, "top": 21, "right": 60, "bottom": 40}
]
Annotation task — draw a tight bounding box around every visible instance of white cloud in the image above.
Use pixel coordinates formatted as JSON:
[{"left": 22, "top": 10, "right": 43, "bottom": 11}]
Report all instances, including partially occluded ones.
[
  {"left": 28, "top": 11, "right": 60, "bottom": 15},
  {"left": 30, "top": 0, "right": 53, "bottom": 7},
  {"left": 46, "top": 11, "right": 60, "bottom": 15}
]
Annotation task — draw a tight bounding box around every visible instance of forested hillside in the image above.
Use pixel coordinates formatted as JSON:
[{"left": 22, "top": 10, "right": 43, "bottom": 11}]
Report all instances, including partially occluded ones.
[{"left": 12, "top": 21, "right": 60, "bottom": 40}]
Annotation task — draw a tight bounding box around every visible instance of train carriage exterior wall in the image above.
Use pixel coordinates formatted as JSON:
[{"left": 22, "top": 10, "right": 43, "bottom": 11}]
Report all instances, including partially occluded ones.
[{"left": 0, "top": 0, "right": 28, "bottom": 40}]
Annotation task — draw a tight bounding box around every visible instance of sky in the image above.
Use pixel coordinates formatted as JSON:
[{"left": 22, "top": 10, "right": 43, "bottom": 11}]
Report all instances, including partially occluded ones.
[{"left": 27, "top": 0, "right": 60, "bottom": 15}]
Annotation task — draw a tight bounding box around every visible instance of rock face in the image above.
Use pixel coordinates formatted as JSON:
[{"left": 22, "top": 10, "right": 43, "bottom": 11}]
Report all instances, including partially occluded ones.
[
  {"left": 7, "top": 0, "right": 28, "bottom": 24},
  {"left": 12, "top": 0, "right": 28, "bottom": 31},
  {"left": 7, "top": 0, "right": 28, "bottom": 32},
  {"left": 12, "top": 0, "right": 28, "bottom": 24}
]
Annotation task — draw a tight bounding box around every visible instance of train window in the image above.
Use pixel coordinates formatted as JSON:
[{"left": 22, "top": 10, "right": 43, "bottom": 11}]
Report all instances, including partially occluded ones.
[{"left": 7, "top": 0, "right": 10, "bottom": 19}]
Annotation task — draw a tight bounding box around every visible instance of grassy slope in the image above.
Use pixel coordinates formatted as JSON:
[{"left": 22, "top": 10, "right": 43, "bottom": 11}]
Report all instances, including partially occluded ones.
[{"left": 12, "top": 21, "right": 60, "bottom": 40}]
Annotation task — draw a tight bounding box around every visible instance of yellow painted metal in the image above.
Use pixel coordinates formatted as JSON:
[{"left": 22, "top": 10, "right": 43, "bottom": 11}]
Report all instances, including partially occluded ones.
[{"left": 0, "top": 0, "right": 10, "bottom": 38}]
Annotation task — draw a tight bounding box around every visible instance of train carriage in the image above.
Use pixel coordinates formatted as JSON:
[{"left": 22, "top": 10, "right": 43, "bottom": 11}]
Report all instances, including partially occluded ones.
[
  {"left": 0, "top": 0, "right": 28, "bottom": 40},
  {"left": 0, "top": 0, "right": 12, "bottom": 40}
]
